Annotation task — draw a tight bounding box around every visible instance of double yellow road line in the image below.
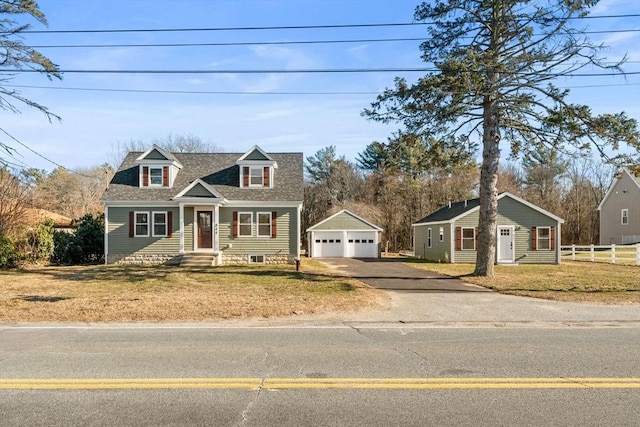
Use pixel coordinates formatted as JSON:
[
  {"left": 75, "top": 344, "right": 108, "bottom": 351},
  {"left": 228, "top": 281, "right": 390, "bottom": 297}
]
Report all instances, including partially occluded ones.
[{"left": 1, "top": 378, "right": 639, "bottom": 390}]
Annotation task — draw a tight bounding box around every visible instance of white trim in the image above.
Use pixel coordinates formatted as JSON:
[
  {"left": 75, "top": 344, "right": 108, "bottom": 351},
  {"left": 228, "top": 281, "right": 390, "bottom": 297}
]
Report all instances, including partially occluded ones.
[
  {"left": 413, "top": 192, "right": 565, "bottom": 226},
  {"left": 135, "top": 144, "right": 183, "bottom": 168},
  {"left": 256, "top": 212, "right": 272, "bottom": 237},
  {"left": 194, "top": 209, "right": 215, "bottom": 251},
  {"left": 248, "top": 254, "right": 266, "bottom": 264},
  {"left": 236, "top": 145, "right": 276, "bottom": 163},
  {"left": 536, "top": 226, "right": 552, "bottom": 251},
  {"left": 306, "top": 209, "right": 383, "bottom": 232},
  {"left": 179, "top": 203, "right": 185, "bottom": 253},
  {"left": 104, "top": 201, "right": 179, "bottom": 207},
  {"left": 621, "top": 208, "right": 629, "bottom": 225},
  {"left": 237, "top": 211, "right": 253, "bottom": 237},
  {"left": 214, "top": 204, "right": 220, "bottom": 252},
  {"left": 249, "top": 166, "right": 265, "bottom": 187},
  {"left": 226, "top": 201, "right": 303, "bottom": 208},
  {"left": 450, "top": 223, "right": 456, "bottom": 263},
  {"left": 134, "top": 211, "right": 150, "bottom": 237},
  {"left": 597, "top": 168, "right": 640, "bottom": 211},
  {"left": 497, "top": 225, "right": 515, "bottom": 264},
  {"left": 173, "top": 178, "right": 225, "bottom": 199},
  {"left": 104, "top": 206, "right": 109, "bottom": 265},
  {"left": 148, "top": 166, "right": 164, "bottom": 187},
  {"left": 151, "top": 211, "right": 168, "bottom": 237},
  {"left": 296, "top": 204, "right": 301, "bottom": 259}
]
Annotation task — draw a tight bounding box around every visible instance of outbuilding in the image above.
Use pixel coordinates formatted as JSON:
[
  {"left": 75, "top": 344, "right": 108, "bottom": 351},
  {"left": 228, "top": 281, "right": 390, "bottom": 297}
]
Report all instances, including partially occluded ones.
[
  {"left": 306, "top": 210, "right": 383, "bottom": 258},
  {"left": 412, "top": 192, "right": 564, "bottom": 264}
]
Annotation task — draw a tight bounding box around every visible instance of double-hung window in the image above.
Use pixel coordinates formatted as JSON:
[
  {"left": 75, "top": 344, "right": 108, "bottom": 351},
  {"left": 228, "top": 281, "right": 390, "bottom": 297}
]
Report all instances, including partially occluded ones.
[
  {"left": 249, "top": 167, "right": 263, "bottom": 186},
  {"left": 537, "top": 227, "right": 551, "bottom": 250},
  {"left": 152, "top": 212, "right": 167, "bottom": 237},
  {"left": 238, "top": 213, "right": 252, "bottom": 237},
  {"left": 621, "top": 209, "right": 629, "bottom": 225},
  {"left": 135, "top": 212, "right": 149, "bottom": 237},
  {"left": 427, "top": 228, "right": 432, "bottom": 248},
  {"left": 149, "top": 167, "right": 163, "bottom": 186},
  {"left": 257, "top": 212, "right": 272, "bottom": 237},
  {"left": 462, "top": 227, "right": 475, "bottom": 250}
]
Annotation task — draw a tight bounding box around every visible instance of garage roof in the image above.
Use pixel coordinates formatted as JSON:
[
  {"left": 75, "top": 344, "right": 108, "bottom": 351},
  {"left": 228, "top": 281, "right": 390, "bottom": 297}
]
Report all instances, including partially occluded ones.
[{"left": 306, "top": 209, "right": 383, "bottom": 232}]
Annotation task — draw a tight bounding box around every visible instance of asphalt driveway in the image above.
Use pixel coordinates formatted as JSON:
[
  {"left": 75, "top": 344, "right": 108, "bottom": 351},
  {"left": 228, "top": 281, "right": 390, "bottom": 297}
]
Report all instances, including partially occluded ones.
[
  {"left": 315, "top": 258, "right": 640, "bottom": 326},
  {"left": 319, "top": 257, "right": 491, "bottom": 293}
]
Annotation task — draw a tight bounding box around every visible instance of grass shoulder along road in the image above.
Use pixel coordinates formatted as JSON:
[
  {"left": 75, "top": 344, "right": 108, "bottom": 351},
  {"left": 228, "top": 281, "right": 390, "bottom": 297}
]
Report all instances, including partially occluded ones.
[
  {"left": 0, "top": 259, "right": 388, "bottom": 322},
  {"left": 406, "top": 259, "right": 640, "bottom": 304}
]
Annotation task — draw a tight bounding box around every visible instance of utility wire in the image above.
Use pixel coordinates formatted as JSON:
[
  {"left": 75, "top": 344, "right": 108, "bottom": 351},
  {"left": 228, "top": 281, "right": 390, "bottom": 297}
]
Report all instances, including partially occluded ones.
[
  {"left": 6, "top": 82, "right": 640, "bottom": 96},
  {"left": 28, "top": 28, "right": 640, "bottom": 49},
  {"left": 4, "top": 68, "right": 639, "bottom": 76},
  {"left": 14, "top": 14, "right": 640, "bottom": 34}
]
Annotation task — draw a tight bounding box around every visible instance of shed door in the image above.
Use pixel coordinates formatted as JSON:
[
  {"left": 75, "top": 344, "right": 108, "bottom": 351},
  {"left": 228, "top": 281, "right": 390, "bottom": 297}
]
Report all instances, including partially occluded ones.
[
  {"left": 347, "top": 231, "right": 378, "bottom": 258},
  {"left": 312, "top": 232, "right": 344, "bottom": 257},
  {"left": 497, "top": 226, "right": 514, "bottom": 263}
]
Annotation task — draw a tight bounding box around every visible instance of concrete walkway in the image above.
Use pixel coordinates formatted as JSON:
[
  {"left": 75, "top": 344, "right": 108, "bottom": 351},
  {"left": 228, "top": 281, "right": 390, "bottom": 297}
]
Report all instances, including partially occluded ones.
[{"left": 318, "top": 258, "right": 640, "bottom": 326}]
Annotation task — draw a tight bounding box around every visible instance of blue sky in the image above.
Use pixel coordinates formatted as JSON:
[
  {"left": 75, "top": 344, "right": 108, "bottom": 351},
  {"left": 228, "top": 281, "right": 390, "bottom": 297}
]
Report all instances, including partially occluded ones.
[{"left": 2, "top": 0, "right": 639, "bottom": 171}]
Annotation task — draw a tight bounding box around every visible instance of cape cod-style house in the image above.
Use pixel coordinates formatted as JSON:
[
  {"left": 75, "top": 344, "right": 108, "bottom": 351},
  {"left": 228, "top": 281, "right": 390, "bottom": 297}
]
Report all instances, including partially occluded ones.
[{"left": 101, "top": 145, "right": 303, "bottom": 265}]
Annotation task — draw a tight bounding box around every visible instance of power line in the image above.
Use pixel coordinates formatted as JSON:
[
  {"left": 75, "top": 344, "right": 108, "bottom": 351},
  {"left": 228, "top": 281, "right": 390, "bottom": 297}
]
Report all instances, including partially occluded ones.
[
  {"left": 27, "top": 28, "right": 640, "bottom": 49},
  {"left": 6, "top": 82, "right": 640, "bottom": 96},
  {"left": 14, "top": 14, "right": 640, "bottom": 34},
  {"left": 5, "top": 68, "right": 639, "bottom": 76}
]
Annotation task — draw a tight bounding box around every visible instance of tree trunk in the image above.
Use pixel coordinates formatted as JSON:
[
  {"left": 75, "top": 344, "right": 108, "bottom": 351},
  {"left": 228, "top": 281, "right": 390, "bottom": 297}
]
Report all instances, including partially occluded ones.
[{"left": 474, "top": 95, "right": 501, "bottom": 277}]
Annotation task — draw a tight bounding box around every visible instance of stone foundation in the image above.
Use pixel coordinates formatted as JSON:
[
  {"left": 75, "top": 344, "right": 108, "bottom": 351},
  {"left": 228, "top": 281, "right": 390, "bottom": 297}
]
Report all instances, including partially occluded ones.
[
  {"left": 107, "top": 253, "right": 182, "bottom": 265},
  {"left": 222, "top": 253, "right": 295, "bottom": 265}
]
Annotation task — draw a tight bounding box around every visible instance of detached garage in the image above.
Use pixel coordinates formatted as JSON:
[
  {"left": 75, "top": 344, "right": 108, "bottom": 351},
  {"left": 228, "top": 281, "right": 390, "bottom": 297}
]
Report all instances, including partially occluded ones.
[{"left": 306, "top": 210, "right": 383, "bottom": 258}]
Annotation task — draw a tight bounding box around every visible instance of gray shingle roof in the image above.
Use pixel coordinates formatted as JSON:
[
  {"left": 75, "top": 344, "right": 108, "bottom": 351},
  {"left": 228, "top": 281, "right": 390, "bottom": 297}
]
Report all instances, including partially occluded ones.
[
  {"left": 414, "top": 198, "right": 480, "bottom": 224},
  {"left": 101, "top": 152, "right": 303, "bottom": 202}
]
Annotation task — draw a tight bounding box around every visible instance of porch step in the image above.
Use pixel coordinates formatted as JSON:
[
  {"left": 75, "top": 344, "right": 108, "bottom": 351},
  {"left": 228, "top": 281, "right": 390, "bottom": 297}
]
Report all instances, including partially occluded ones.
[{"left": 180, "top": 253, "right": 218, "bottom": 267}]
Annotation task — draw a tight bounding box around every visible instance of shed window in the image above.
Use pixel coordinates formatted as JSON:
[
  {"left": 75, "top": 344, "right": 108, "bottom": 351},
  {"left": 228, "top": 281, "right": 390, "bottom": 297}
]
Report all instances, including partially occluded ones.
[
  {"left": 537, "top": 227, "right": 551, "bottom": 250},
  {"left": 427, "top": 228, "right": 432, "bottom": 248},
  {"left": 439, "top": 227, "right": 444, "bottom": 242},
  {"left": 462, "top": 228, "right": 475, "bottom": 250},
  {"left": 621, "top": 209, "right": 629, "bottom": 225}
]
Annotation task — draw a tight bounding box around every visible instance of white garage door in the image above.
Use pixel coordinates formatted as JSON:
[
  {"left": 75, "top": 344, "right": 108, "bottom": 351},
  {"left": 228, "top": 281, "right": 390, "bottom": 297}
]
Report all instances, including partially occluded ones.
[
  {"left": 346, "top": 232, "right": 378, "bottom": 258},
  {"left": 312, "top": 231, "right": 345, "bottom": 257}
]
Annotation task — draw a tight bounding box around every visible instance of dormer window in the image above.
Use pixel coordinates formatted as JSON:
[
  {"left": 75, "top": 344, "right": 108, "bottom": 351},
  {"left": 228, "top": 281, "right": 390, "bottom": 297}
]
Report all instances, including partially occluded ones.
[
  {"left": 236, "top": 145, "right": 277, "bottom": 189},
  {"left": 149, "top": 167, "right": 163, "bottom": 186}
]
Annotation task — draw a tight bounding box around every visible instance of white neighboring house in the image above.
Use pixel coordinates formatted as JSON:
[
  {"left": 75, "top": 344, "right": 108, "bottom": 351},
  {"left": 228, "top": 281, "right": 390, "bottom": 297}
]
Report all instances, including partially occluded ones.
[{"left": 597, "top": 167, "right": 640, "bottom": 245}]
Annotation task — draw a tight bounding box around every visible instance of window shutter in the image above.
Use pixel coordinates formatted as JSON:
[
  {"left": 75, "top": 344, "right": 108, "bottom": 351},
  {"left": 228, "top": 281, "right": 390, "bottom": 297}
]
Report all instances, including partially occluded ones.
[
  {"left": 163, "top": 166, "right": 169, "bottom": 187},
  {"left": 129, "top": 211, "right": 134, "bottom": 237},
  {"left": 550, "top": 226, "right": 555, "bottom": 250},
  {"left": 167, "top": 211, "right": 173, "bottom": 238},
  {"left": 455, "top": 227, "right": 461, "bottom": 251},
  {"left": 271, "top": 211, "right": 277, "bottom": 238},
  {"left": 474, "top": 227, "right": 478, "bottom": 249},
  {"left": 264, "top": 167, "right": 270, "bottom": 187},
  {"left": 243, "top": 167, "right": 249, "bottom": 187},
  {"left": 232, "top": 211, "right": 238, "bottom": 238},
  {"left": 142, "top": 166, "right": 149, "bottom": 187},
  {"left": 531, "top": 227, "right": 537, "bottom": 251}
]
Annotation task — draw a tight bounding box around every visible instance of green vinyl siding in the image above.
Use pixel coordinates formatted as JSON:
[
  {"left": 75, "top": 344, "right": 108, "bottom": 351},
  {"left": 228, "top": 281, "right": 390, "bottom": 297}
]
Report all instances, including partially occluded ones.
[
  {"left": 219, "top": 206, "right": 298, "bottom": 255},
  {"left": 311, "top": 212, "right": 377, "bottom": 231},
  {"left": 106, "top": 206, "right": 184, "bottom": 255},
  {"left": 184, "top": 183, "right": 214, "bottom": 197},
  {"left": 244, "top": 149, "right": 270, "bottom": 160},
  {"left": 453, "top": 196, "right": 559, "bottom": 264},
  {"left": 144, "top": 149, "right": 169, "bottom": 160},
  {"left": 414, "top": 224, "right": 451, "bottom": 262}
]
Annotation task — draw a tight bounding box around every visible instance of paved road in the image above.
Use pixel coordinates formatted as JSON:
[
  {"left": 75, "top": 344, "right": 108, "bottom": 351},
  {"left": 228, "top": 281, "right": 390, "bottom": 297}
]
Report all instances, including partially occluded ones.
[
  {"left": 1, "top": 326, "right": 639, "bottom": 426},
  {"left": 318, "top": 258, "right": 640, "bottom": 325}
]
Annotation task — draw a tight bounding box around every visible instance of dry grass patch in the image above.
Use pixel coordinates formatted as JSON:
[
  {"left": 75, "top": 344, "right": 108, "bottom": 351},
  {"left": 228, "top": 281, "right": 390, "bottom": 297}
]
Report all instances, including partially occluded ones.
[
  {"left": 407, "top": 260, "right": 640, "bottom": 304},
  {"left": 0, "top": 259, "right": 386, "bottom": 322}
]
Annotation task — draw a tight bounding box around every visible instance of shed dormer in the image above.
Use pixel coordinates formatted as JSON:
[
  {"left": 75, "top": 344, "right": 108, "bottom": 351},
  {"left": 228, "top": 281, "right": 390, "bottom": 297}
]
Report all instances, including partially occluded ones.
[
  {"left": 236, "top": 145, "right": 278, "bottom": 188},
  {"left": 135, "top": 145, "right": 183, "bottom": 188}
]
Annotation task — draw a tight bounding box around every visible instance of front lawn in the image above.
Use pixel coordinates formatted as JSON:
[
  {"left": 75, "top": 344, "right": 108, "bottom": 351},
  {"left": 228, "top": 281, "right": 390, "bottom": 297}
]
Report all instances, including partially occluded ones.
[
  {"left": 407, "top": 260, "right": 640, "bottom": 304},
  {"left": 0, "top": 260, "right": 387, "bottom": 322}
]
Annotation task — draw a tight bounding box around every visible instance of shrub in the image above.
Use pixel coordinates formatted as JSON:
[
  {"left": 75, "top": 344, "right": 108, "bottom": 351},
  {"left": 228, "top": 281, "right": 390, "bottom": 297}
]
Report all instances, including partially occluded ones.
[
  {"left": 0, "top": 234, "right": 18, "bottom": 268},
  {"left": 51, "top": 214, "right": 104, "bottom": 265}
]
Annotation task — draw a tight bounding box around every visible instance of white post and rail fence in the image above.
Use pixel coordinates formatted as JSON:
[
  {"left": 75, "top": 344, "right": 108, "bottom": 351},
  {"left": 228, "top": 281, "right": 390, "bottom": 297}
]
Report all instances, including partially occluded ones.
[{"left": 560, "top": 243, "right": 640, "bottom": 266}]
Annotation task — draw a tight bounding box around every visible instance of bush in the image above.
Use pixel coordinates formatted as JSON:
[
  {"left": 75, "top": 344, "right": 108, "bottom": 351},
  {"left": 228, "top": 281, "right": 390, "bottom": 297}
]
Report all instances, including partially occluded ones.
[
  {"left": 52, "top": 214, "right": 104, "bottom": 265},
  {"left": 0, "top": 234, "right": 18, "bottom": 268},
  {"left": 19, "top": 219, "right": 55, "bottom": 263}
]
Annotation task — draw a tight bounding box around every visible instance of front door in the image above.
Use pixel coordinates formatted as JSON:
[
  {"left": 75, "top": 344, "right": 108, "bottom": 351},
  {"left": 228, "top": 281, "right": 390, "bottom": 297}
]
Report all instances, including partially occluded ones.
[
  {"left": 197, "top": 211, "right": 213, "bottom": 249},
  {"left": 497, "top": 226, "right": 514, "bottom": 263}
]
